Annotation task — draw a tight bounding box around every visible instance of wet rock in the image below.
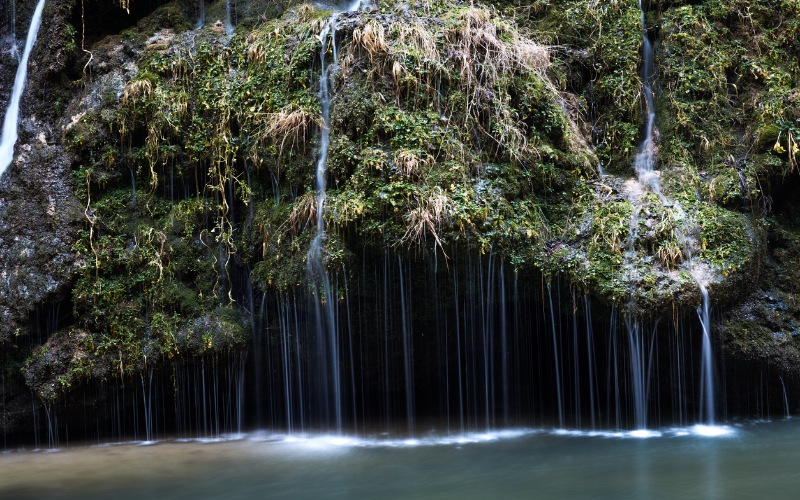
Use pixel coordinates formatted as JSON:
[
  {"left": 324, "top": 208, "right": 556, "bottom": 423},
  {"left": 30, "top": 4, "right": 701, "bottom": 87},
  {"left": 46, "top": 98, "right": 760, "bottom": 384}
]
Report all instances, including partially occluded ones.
[
  {"left": 0, "top": 143, "right": 82, "bottom": 343},
  {"left": 23, "top": 328, "right": 93, "bottom": 403}
]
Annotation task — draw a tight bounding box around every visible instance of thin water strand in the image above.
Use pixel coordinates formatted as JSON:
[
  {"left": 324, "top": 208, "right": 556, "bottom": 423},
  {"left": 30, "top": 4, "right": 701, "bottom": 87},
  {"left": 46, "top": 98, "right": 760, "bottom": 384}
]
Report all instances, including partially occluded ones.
[
  {"left": 547, "top": 282, "right": 564, "bottom": 428},
  {"left": 779, "top": 376, "right": 790, "bottom": 419},
  {"left": 224, "top": 0, "right": 234, "bottom": 36},
  {"left": 0, "top": 0, "right": 46, "bottom": 176},
  {"left": 196, "top": 0, "right": 206, "bottom": 28},
  {"left": 697, "top": 283, "right": 715, "bottom": 425},
  {"left": 634, "top": 0, "right": 659, "bottom": 193}
]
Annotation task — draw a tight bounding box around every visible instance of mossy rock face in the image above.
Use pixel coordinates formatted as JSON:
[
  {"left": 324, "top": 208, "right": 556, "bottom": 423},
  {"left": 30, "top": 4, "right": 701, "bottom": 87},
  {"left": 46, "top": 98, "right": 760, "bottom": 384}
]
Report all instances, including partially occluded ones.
[
  {"left": 96, "top": 1, "right": 598, "bottom": 293},
  {"left": 0, "top": 144, "right": 82, "bottom": 343},
  {"left": 547, "top": 172, "right": 761, "bottom": 317},
  {"left": 317, "top": 5, "right": 595, "bottom": 267},
  {"left": 720, "top": 289, "right": 800, "bottom": 376},
  {"left": 719, "top": 215, "right": 800, "bottom": 378},
  {"left": 22, "top": 309, "right": 249, "bottom": 405},
  {"left": 23, "top": 328, "right": 95, "bottom": 403},
  {"left": 495, "top": 0, "right": 645, "bottom": 173}
]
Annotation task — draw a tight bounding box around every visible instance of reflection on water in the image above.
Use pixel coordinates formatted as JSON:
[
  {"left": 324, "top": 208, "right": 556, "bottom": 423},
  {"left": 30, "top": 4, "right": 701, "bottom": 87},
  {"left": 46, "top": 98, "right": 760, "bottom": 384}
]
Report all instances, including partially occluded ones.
[{"left": 1, "top": 420, "right": 797, "bottom": 499}]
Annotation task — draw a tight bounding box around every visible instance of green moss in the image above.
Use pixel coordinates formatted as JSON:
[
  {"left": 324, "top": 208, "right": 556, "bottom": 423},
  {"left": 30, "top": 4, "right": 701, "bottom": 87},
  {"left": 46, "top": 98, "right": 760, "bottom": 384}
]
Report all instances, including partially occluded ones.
[
  {"left": 658, "top": 0, "right": 800, "bottom": 188},
  {"left": 52, "top": 0, "right": 794, "bottom": 383},
  {"left": 514, "top": 0, "right": 643, "bottom": 172}
]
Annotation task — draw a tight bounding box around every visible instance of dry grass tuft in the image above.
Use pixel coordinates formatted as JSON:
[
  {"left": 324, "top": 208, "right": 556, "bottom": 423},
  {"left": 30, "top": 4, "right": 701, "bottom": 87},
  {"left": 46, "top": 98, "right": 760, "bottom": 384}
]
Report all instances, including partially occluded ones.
[
  {"left": 247, "top": 39, "right": 270, "bottom": 64},
  {"left": 289, "top": 192, "right": 318, "bottom": 235},
  {"left": 516, "top": 41, "right": 550, "bottom": 73},
  {"left": 341, "top": 7, "right": 562, "bottom": 164},
  {"left": 449, "top": 8, "right": 511, "bottom": 83},
  {"left": 396, "top": 22, "right": 440, "bottom": 65},
  {"left": 341, "top": 53, "right": 354, "bottom": 81},
  {"left": 297, "top": 3, "right": 318, "bottom": 22},
  {"left": 121, "top": 79, "right": 153, "bottom": 106},
  {"left": 443, "top": 7, "right": 553, "bottom": 161},
  {"left": 393, "top": 149, "right": 428, "bottom": 179},
  {"left": 448, "top": 7, "right": 551, "bottom": 82},
  {"left": 263, "top": 108, "right": 317, "bottom": 157},
  {"left": 403, "top": 189, "right": 452, "bottom": 256},
  {"left": 656, "top": 242, "right": 683, "bottom": 269},
  {"left": 392, "top": 60, "right": 405, "bottom": 93},
  {"left": 353, "top": 20, "right": 387, "bottom": 62}
]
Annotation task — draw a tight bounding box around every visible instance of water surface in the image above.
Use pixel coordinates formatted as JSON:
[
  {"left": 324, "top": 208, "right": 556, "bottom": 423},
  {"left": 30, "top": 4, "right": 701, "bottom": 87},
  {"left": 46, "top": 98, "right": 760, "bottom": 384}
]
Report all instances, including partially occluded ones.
[{"left": 2, "top": 420, "right": 799, "bottom": 499}]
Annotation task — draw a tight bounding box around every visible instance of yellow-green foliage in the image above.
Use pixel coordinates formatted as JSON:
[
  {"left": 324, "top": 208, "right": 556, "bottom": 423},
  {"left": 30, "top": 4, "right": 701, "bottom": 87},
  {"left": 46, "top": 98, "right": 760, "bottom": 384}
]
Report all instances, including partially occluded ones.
[
  {"left": 68, "top": 181, "right": 249, "bottom": 386},
  {"left": 320, "top": 3, "right": 591, "bottom": 266},
  {"left": 659, "top": 0, "right": 800, "bottom": 195},
  {"left": 511, "top": 0, "right": 643, "bottom": 172},
  {"left": 73, "top": 0, "right": 789, "bottom": 321},
  {"left": 109, "top": 2, "right": 593, "bottom": 290}
]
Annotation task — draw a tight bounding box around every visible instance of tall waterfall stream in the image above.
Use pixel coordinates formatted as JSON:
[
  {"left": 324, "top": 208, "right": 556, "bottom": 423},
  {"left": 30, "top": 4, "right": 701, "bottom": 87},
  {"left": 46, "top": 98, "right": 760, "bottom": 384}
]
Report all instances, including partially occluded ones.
[
  {"left": 0, "top": 0, "right": 45, "bottom": 176},
  {"left": 625, "top": 0, "right": 718, "bottom": 430}
]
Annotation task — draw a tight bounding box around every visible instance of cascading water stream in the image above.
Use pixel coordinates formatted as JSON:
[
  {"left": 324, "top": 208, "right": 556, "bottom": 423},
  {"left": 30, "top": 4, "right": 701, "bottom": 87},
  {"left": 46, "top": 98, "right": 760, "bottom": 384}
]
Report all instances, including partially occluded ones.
[
  {"left": 623, "top": 188, "right": 653, "bottom": 430},
  {"left": 305, "top": 15, "right": 340, "bottom": 433},
  {"left": 697, "top": 283, "right": 715, "bottom": 425},
  {"left": 634, "top": 0, "right": 659, "bottom": 194},
  {"left": 196, "top": 0, "right": 206, "bottom": 29},
  {"left": 628, "top": 0, "right": 719, "bottom": 429},
  {"left": 224, "top": 0, "right": 234, "bottom": 36},
  {"left": 0, "top": 0, "right": 46, "bottom": 177},
  {"left": 620, "top": 1, "right": 661, "bottom": 432},
  {"left": 304, "top": 1, "right": 363, "bottom": 433}
]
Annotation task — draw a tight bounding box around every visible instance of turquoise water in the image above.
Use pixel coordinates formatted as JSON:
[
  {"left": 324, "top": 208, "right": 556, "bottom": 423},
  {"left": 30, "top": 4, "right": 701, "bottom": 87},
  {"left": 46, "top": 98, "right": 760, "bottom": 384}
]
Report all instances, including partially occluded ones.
[{"left": 2, "top": 420, "right": 799, "bottom": 499}]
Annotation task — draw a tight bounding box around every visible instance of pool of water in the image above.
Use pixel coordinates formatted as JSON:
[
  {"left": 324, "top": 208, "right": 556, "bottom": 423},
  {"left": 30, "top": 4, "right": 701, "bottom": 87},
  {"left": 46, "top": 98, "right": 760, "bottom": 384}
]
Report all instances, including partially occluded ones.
[{"left": 2, "top": 420, "right": 799, "bottom": 499}]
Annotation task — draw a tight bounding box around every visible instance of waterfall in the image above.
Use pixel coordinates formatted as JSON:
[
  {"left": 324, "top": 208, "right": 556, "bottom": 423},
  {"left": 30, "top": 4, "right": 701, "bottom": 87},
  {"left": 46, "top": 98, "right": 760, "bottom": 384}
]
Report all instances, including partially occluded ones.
[
  {"left": 0, "top": 0, "right": 45, "bottom": 177},
  {"left": 10, "top": 0, "right": 17, "bottom": 41},
  {"left": 398, "top": 256, "right": 415, "bottom": 435},
  {"left": 779, "top": 376, "right": 790, "bottom": 419},
  {"left": 305, "top": 14, "right": 340, "bottom": 431},
  {"left": 196, "top": 0, "right": 206, "bottom": 29},
  {"left": 304, "top": 2, "right": 363, "bottom": 432},
  {"left": 546, "top": 282, "right": 564, "bottom": 428},
  {"left": 141, "top": 370, "right": 155, "bottom": 442},
  {"left": 2, "top": 1, "right": 753, "bottom": 445},
  {"left": 583, "top": 295, "right": 598, "bottom": 430},
  {"left": 224, "top": 0, "right": 234, "bottom": 36},
  {"left": 634, "top": 0, "right": 659, "bottom": 193},
  {"left": 624, "top": 319, "right": 658, "bottom": 432},
  {"left": 627, "top": 0, "right": 720, "bottom": 430},
  {"left": 623, "top": 178, "right": 651, "bottom": 429},
  {"left": 697, "top": 283, "right": 715, "bottom": 424}
]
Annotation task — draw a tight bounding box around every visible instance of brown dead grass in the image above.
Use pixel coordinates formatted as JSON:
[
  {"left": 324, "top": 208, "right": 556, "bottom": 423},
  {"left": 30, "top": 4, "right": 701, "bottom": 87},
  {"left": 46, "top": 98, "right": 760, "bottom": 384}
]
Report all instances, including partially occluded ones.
[
  {"left": 393, "top": 149, "right": 428, "bottom": 178},
  {"left": 289, "top": 192, "right": 318, "bottom": 235},
  {"left": 263, "top": 108, "right": 317, "bottom": 157},
  {"left": 443, "top": 8, "right": 552, "bottom": 161},
  {"left": 353, "top": 20, "right": 387, "bottom": 62},
  {"left": 121, "top": 79, "right": 152, "bottom": 106},
  {"left": 402, "top": 188, "right": 453, "bottom": 256},
  {"left": 396, "top": 22, "right": 440, "bottom": 65}
]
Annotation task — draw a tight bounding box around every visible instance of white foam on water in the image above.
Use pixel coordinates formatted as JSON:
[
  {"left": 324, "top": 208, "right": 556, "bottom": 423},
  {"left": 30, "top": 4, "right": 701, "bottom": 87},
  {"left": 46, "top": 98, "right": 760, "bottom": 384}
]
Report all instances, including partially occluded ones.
[
  {"left": 689, "top": 424, "right": 736, "bottom": 437},
  {"left": 629, "top": 429, "right": 663, "bottom": 439},
  {"left": 551, "top": 428, "right": 661, "bottom": 439},
  {"left": 40, "top": 422, "right": 746, "bottom": 455},
  {"left": 245, "top": 428, "right": 541, "bottom": 450}
]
